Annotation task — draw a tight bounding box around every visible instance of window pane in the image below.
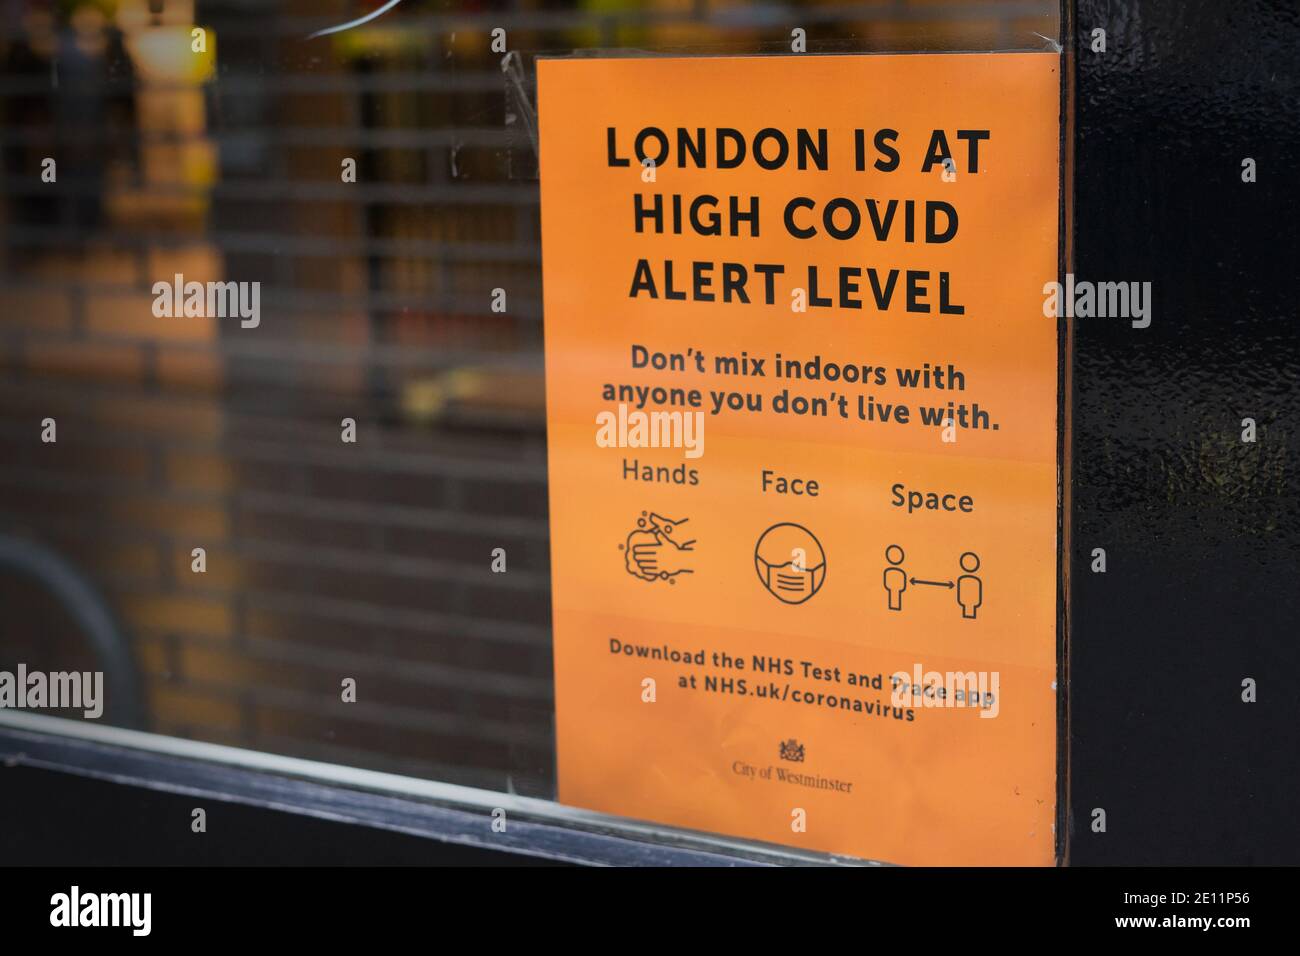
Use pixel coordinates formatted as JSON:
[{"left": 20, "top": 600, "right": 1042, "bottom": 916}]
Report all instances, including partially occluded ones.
[{"left": 0, "top": 0, "right": 1059, "bottom": 856}]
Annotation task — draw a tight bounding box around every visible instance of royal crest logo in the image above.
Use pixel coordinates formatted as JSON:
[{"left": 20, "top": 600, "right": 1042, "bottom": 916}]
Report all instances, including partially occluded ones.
[{"left": 779, "top": 738, "right": 805, "bottom": 762}]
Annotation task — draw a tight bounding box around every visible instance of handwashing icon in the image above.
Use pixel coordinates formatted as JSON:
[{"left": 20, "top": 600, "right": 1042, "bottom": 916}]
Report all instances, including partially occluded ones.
[{"left": 621, "top": 511, "right": 695, "bottom": 583}]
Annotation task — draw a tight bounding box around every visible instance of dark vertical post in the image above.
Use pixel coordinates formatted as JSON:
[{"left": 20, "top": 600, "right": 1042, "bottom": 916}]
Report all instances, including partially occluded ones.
[{"left": 1068, "top": 0, "right": 1300, "bottom": 864}]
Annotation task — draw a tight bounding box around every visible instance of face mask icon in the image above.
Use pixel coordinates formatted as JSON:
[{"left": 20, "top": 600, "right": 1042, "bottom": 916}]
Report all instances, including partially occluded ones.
[{"left": 754, "top": 523, "right": 826, "bottom": 604}]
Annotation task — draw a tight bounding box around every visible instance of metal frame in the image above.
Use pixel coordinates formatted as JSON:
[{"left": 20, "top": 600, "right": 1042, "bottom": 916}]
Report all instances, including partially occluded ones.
[{"left": 0, "top": 712, "right": 872, "bottom": 866}]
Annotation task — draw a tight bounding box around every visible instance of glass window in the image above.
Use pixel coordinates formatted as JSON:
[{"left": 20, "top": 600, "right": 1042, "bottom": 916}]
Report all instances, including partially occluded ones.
[{"left": 0, "top": 0, "right": 1059, "bottom": 863}]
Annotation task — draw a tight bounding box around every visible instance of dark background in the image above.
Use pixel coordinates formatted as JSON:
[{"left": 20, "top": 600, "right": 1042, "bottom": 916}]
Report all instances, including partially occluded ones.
[
  {"left": 2, "top": 763, "right": 561, "bottom": 864},
  {"left": 1067, "top": 0, "right": 1299, "bottom": 864}
]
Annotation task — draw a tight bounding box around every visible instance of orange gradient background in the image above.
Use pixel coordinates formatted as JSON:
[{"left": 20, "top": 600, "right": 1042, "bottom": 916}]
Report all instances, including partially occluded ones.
[{"left": 539, "top": 53, "right": 1060, "bottom": 865}]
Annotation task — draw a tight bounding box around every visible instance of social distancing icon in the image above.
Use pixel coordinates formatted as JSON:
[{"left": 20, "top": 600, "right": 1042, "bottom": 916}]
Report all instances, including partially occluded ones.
[{"left": 883, "top": 545, "right": 983, "bottom": 619}]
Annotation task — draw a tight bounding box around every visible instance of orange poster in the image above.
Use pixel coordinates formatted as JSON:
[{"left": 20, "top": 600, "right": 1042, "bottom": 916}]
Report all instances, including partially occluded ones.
[{"left": 538, "top": 53, "right": 1061, "bottom": 865}]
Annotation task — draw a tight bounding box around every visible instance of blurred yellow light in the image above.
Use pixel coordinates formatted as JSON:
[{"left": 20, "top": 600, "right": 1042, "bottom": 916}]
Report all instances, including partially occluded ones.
[{"left": 128, "top": 25, "right": 216, "bottom": 83}]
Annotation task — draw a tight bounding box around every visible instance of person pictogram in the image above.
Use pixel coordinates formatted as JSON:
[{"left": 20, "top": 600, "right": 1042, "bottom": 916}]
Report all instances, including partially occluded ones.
[
  {"left": 956, "top": 551, "right": 983, "bottom": 619},
  {"left": 883, "top": 544, "right": 907, "bottom": 611}
]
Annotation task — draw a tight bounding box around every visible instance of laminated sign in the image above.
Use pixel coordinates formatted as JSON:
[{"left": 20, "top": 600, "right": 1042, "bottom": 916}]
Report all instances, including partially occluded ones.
[{"left": 538, "top": 53, "right": 1061, "bottom": 865}]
